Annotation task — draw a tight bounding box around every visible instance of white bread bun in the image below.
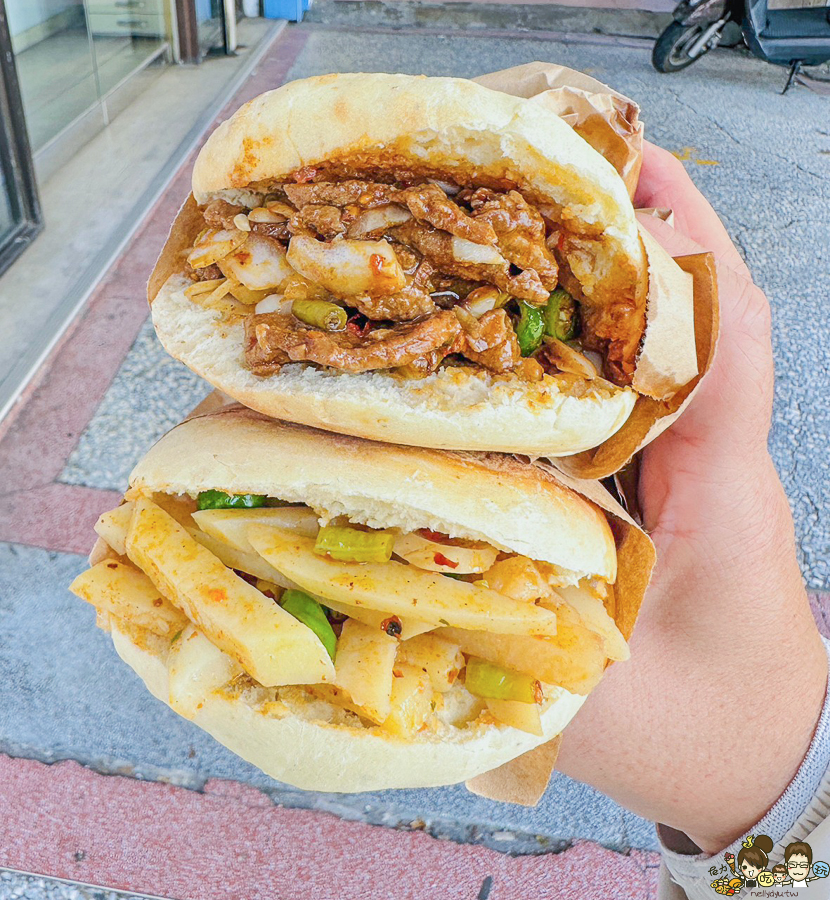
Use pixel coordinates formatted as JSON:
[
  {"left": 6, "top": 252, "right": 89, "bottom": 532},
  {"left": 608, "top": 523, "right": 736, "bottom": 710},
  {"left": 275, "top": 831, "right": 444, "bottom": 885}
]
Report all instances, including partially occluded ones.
[
  {"left": 152, "top": 275, "right": 637, "bottom": 457},
  {"left": 130, "top": 405, "right": 617, "bottom": 581},
  {"left": 110, "top": 616, "right": 585, "bottom": 792}
]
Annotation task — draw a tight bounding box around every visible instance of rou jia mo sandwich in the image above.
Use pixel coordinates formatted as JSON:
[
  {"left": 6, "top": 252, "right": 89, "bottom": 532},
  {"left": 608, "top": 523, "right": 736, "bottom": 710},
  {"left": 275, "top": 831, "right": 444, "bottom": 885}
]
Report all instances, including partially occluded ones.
[
  {"left": 70, "top": 408, "right": 644, "bottom": 793},
  {"left": 149, "top": 73, "right": 695, "bottom": 458}
]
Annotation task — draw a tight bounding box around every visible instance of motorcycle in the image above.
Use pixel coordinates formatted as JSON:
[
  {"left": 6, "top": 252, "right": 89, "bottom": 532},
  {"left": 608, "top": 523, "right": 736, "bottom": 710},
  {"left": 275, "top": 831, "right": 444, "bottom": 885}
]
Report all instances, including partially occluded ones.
[
  {"left": 653, "top": 0, "right": 744, "bottom": 73},
  {"left": 652, "top": 0, "right": 830, "bottom": 92}
]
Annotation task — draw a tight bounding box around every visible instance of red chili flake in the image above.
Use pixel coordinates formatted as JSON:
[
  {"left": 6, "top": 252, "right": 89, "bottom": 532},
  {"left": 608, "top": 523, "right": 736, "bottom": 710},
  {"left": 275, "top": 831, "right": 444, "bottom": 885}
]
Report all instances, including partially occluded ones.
[
  {"left": 416, "top": 528, "right": 454, "bottom": 545},
  {"left": 381, "top": 616, "right": 403, "bottom": 639},
  {"left": 106, "top": 562, "right": 118, "bottom": 569},
  {"left": 533, "top": 681, "right": 543, "bottom": 704},
  {"left": 347, "top": 314, "right": 372, "bottom": 337},
  {"left": 433, "top": 552, "right": 458, "bottom": 569}
]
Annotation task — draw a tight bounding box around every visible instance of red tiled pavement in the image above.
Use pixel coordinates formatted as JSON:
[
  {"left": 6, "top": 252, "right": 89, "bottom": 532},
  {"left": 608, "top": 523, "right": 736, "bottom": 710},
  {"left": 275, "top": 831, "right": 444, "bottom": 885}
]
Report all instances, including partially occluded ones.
[{"left": 0, "top": 755, "right": 660, "bottom": 900}]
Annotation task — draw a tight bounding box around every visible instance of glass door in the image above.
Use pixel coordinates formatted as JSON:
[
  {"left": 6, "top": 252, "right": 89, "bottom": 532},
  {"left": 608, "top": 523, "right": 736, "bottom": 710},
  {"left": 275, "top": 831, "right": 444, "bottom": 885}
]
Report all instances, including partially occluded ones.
[
  {"left": 4, "top": 0, "right": 172, "bottom": 176},
  {"left": 6, "top": 0, "right": 99, "bottom": 154},
  {"left": 87, "top": 0, "right": 169, "bottom": 98},
  {"left": 0, "top": 2, "right": 42, "bottom": 276}
]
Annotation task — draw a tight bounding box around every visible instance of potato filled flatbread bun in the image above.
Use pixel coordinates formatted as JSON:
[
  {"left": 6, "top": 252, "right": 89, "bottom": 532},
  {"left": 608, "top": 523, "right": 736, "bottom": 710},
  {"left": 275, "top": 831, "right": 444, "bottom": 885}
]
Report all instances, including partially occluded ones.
[
  {"left": 70, "top": 407, "right": 634, "bottom": 793},
  {"left": 148, "top": 72, "right": 683, "bottom": 457}
]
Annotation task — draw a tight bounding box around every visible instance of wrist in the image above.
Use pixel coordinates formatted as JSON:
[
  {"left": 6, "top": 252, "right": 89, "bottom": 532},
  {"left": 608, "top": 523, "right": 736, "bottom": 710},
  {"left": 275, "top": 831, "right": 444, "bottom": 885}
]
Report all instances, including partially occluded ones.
[{"left": 559, "top": 453, "right": 826, "bottom": 852}]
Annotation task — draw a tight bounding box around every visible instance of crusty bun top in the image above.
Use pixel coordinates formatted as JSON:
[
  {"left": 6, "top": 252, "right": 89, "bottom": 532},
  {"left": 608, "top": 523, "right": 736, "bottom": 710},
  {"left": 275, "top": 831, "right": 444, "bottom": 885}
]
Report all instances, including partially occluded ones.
[
  {"left": 191, "top": 73, "right": 644, "bottom": 283},
  {"left": 129, "top": 406, "right": 616, "bottom": 582}
]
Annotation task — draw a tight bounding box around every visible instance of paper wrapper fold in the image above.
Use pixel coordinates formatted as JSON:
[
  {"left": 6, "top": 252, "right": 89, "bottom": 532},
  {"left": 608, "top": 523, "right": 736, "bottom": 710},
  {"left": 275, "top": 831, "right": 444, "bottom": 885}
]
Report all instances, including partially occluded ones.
[
  {"left": 475, "top": 62, "right": 718, "bottom": 480},
  {"left": 474, "top": 62, "right": 643, "bottom": 198},
  {"left": 465, "top": 462, "right": 655, "bottom": 806},
  {"left": 554, "top": 234, "right": 718, "bottom": 481}
]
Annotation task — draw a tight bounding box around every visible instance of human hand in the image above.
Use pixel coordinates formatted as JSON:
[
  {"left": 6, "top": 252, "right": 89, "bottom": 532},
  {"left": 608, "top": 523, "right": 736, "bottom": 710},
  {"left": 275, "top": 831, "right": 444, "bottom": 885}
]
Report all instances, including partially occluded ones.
[{"left": 556, "top": 141, "right": 826, "bottom": 852}]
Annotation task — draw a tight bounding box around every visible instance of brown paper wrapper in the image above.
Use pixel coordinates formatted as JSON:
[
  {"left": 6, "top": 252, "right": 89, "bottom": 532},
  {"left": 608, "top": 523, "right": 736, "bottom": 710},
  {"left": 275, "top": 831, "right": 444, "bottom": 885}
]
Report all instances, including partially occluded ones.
[
  {"left": 465, "top": 460, "right": 655, "bottom": 806},
  {"left": 473, "top": 62, "right": 718, "bottom": 480},
  {"left": 554, "top": 238, "right": 718, "bottom": 481}
]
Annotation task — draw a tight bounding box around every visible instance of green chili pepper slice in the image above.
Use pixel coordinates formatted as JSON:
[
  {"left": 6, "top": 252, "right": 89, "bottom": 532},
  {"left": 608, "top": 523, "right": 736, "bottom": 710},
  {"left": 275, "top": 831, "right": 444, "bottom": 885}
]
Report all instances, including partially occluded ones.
[
  {"left": 196, "top": 490, "right": 266, "bottom": 510},
  {"left": 543, "top": 288, "right": 579, "bottom": 342},
  {"left": 292, "top": 299, "right": 348, "bottom": 332},
  {"left": 314, "top": 525, "right": 394, "bottom": 563},
  {"left": 515, "top": 301, "right": 545, "bottom": 357},
  {"left": 465, "top": 657, "right": 541, "bottom": 704},
  {"left": 280, "top": 589, "right": 337, "bottom": 660}
]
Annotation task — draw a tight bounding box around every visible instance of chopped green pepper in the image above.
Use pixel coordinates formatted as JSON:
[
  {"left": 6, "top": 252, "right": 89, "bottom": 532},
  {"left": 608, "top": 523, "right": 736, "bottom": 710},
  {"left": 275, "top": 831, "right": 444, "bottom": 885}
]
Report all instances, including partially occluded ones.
[
  {"left": 292, "top": 299, "right": 348, "bottom": 332},
  {"left": 196, "top": 490, "right": 266, "bottom": 510},
  {"left": 465, "top": 657, "right": 541, "bottom": 704},
  {"left": 515, "top": 301, "right": 545, "bottom": 357},
  {"left": 314, "top": 525, "right": 394, "bottom": 563},
  {"left": 543, "top": 288, "right": 579, "bottom": 342},
  {"left": 280, "top": 589, "right": 337, "bottom": 660}
]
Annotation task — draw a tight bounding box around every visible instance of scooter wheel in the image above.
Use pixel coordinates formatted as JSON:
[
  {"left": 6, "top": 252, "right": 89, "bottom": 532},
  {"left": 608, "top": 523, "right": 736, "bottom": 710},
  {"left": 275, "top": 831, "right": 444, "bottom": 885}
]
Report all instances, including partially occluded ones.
[{"left": 652, "top": 21, "right": 709, "bottom": 72}]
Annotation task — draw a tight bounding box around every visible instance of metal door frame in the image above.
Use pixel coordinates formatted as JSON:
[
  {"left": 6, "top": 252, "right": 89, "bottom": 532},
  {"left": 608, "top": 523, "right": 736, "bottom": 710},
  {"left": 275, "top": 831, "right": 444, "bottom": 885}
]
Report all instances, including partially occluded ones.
[{"left": 0, "top": 1, "right": 42, "bottom": 277}]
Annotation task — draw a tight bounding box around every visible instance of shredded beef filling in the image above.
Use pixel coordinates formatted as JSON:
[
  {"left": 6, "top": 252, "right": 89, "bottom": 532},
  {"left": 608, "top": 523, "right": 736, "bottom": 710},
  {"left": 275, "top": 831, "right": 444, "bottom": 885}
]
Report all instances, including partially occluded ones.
[
  {"left": 246, "top": 310, "right": 461, "bottom": 375},
  {"left": 191, "top": 177, "right": 635, "bottom": 383}
]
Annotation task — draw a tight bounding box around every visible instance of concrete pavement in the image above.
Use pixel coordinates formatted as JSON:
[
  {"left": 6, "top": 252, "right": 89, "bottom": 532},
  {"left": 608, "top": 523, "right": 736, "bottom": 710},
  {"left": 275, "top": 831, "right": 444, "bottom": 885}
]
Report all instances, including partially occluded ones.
[{"left": 1, "top": 18, "right": 828, "bottom": 900}]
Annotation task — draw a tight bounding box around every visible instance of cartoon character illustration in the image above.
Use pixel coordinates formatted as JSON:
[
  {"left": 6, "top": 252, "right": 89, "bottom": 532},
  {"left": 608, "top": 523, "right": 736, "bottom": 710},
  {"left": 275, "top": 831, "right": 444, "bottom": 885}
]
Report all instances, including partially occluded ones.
[
  {"left": 730, "top": 835, "right": 774, "bottom": 889},
  {"left": 714, "top": 836, "right": 830, "bottom": 894},
  {"left": 710, "top": 875, "right": 743, "bottom": 895},
  {"left": 784, "top": 841, "right": 819, "bottom": 888},
  {"left": 772, "top": 863, "right": 788, "bottom": 885}
]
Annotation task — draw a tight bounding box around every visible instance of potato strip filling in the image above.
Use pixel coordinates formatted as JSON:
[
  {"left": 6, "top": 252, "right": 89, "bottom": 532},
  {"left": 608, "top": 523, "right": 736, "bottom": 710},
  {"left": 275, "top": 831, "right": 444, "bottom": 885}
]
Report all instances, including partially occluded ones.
[{"left": 70, "top": 492, "right": 627, "bottom": 737}]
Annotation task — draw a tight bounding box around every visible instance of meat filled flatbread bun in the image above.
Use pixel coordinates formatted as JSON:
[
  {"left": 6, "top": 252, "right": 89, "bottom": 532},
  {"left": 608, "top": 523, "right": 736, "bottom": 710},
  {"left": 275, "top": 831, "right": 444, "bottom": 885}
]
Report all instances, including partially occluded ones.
[
  {"left": 70, "top": 407, "right": 636, "bottom": 793},
  {"left": 148, "top": 73, "right": 684, "bottom": 456}
]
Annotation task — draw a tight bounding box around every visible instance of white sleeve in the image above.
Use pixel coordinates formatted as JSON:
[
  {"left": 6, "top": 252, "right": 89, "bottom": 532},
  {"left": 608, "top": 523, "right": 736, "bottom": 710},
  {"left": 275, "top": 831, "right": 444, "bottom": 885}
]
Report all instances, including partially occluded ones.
[{"left": 657, "top": 637, "right": 830, "bottom": 900}]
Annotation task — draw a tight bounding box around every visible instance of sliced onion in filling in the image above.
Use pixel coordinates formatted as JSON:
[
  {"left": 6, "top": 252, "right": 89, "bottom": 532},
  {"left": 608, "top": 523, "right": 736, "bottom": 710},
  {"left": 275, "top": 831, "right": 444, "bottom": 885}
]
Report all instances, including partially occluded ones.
[
  {"left": 287, "top": 234, "right": 406, "bottom": 297},
  {"left": 347, "top": 204, "right": 412, "bottom": 239},
  {"left": 218, "top": 233, "right": 296, "bottom": 291},
  {"left": 451, "top": 236, "right": 505, "bottom": 265},
  {"left": 188, "top": 228, "right": 247, "bottom": 269}
]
